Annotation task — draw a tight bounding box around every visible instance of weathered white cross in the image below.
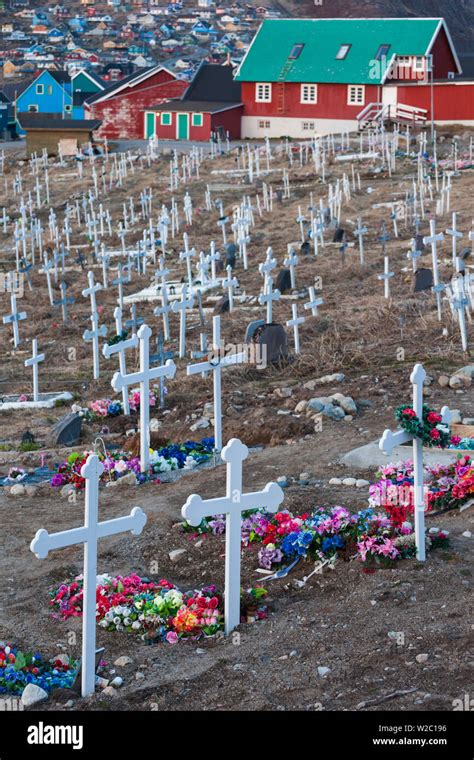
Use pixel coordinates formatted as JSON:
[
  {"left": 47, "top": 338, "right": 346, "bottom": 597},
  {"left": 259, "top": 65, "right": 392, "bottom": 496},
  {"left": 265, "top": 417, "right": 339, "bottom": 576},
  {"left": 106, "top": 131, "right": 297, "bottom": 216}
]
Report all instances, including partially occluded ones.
[
  {"left": 286, "top": 303, "right": 305, "bottom": 354},
  {"left": 445, "top": 212, "right": 463, "bottom": 272},
  {"left": 83, "top": 311, "right": 108, "bottom": 381},
  {"left": 3, "top": 292, "right": 27, "bottom": 348},
  {"left": 82, "top": 270, "right": 103, "bottom": 314},
  {"left": 102, "top": 307, "right": 138, "bottom": 415},
  {"left": 112, "top": 324, "right": 176, "bottom": 472},
  {"left": 30, "top": 453, "right": 147, "bottom": 697},
  {"left": 379, "top": 363, "right": 451, "bottom": 561},
  {"left": 283, "top": 247, "right": 298, "bottom": 289},
  {"left": 354, "top": 218, "right": 368, "bottom": 266},
  {"left": 423, "top": 219, "right": 445, "bottom": 321},
  {"left": 182, "top": 438, "right": 284, "bottom": 633},
  {"left": 258, "top": 276, "right": 280, "bottom": 323},
  {"left": 24, "top": 338, "right": 44, "bottom": 401},
  {"left": 378, "top": 255, "right": 394, "bottom": 299},
  {"left": 222, "top": 265, "right": 238, "bottom": 312},
  {"left": 304, "top": 285, "right": 323, "bottom": 317},
  {"left": 171, "top": 286, "right": 195, "bottom": 359},
  {"left": 180, "top": 233, "right": 195, "bottom": 289},
  {"left": 186, "top": 315, "right": 246, "bottom": 451}
]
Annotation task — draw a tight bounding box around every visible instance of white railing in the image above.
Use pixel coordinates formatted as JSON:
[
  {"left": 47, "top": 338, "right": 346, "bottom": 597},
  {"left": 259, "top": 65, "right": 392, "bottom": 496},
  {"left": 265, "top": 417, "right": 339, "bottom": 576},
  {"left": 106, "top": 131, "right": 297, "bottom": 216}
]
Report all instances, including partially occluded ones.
[{"left": 357, "top": 102, "right": 428, "bottom": 128}]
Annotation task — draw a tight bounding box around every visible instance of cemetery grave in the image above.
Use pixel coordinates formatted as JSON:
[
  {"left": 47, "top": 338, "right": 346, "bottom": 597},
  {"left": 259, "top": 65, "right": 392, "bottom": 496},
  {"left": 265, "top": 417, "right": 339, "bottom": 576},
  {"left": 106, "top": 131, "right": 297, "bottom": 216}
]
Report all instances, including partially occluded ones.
[{"left": 0, "top": 127, "right": 473, "bottom": 712}]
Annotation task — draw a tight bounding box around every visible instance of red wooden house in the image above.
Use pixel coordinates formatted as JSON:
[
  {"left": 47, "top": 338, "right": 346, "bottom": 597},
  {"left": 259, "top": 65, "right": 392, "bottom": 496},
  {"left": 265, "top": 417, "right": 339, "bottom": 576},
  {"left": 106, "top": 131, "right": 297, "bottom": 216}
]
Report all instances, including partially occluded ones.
[
  {"left": 84, "top": 65, "right": 187, "bottom": 140},
  {"left": 145, "top": 63, "right": 242, "bottom": 141},
  {"left": 235, "top": 18, "right": 474, "bottom": 138}
]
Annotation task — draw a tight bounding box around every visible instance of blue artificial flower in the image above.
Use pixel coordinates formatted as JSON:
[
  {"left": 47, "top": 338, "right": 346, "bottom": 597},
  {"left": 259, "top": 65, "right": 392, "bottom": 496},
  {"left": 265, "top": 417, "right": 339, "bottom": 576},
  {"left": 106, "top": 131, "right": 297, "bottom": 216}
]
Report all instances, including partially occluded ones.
[
  {"left": 321, "top": 535, "right": 345, "bottom": 554},
  {"left": 281, "top": 530, "right": 314, "bottom": 557}
]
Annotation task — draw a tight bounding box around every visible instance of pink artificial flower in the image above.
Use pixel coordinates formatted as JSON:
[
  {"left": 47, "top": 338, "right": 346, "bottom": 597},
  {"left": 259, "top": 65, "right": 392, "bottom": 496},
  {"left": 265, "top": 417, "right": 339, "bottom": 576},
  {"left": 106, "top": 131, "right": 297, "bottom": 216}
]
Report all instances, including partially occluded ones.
[{"left": 166, "top": 631, "right": 179, "bottom": 645}]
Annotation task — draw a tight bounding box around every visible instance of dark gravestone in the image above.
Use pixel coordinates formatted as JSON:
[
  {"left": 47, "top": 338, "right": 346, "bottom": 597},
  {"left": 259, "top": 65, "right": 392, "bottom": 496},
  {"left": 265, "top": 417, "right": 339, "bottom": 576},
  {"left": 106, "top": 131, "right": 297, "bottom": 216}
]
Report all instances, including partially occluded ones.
[
  {"left": 414, "top": 234, "right": 425, "bottom": 252},
  {"left": 333, "top": 227, "right": 345, "bottom": 243},
  {"left": 252, "top": 323, "right": 288, "bottom": 363},
  {"left": 49, "top": 412, "right": 82, "bottom": 446},
  {"left": 215, "top": 258, "right": 225, "bottom": 274},
  {"left": 300, "top": 240, "right": 311, "bottom": 256},
  {"left": 244, "top": 319, "right": 265, "bottom": 343},
  {"left": 214, "top": 295, "right": 230, "bottom": 314},
  {"left": 411, "top": 268, "right": 433, "bottom": 293},
  {"left": 276, "top": 268, "right": 292, "bottom": 293},
  {"left": 224, "top": 243, "right": 237, "bottom": 269}
]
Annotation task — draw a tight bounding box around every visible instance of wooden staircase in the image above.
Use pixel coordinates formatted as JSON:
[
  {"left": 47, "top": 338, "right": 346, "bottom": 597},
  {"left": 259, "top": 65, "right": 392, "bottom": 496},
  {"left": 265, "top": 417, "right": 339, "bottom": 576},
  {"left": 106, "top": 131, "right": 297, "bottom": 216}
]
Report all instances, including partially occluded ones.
[{"left": 357, "top": 102, "right": 428, "bottom": 131}]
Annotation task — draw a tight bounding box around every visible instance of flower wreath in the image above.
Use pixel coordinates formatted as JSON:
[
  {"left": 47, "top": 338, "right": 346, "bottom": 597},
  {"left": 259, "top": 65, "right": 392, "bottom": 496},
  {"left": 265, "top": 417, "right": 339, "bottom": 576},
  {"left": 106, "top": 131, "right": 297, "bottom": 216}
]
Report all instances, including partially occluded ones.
[{"left": 395, "top": 404, "right": 450, "bottom": 448}]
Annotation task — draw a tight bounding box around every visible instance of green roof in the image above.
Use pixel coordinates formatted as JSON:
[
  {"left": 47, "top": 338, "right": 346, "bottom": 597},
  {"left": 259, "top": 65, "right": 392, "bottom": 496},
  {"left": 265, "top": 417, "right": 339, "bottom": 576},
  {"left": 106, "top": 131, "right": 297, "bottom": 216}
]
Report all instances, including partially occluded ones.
[{"left": 235, "top": 18, "right": 443, "bottom": 84}]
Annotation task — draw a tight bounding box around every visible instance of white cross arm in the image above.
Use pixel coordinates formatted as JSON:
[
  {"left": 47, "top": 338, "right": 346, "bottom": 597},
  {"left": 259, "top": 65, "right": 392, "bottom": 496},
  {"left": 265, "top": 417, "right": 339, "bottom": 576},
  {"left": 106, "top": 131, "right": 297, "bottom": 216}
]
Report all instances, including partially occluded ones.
[
  {"left": 186, "top": 351, "right": 246, "bottom": 376},
  {"left": 83, "top": 324, "right": 108, "bottom": 342},
  {"left": 25, "top": 352, "right": 45, "bottom": 367},
  {"left": 30, "top": 526, "right": 89, "bottom": 560},
  {"left": 379, "top": 428, "right": 412, "bottom": 455},
  {"left": 111, "top": 358, "right": 176, "bottom": 392},
  {"left": 103, "top": 334, "right": 138, "bottom": 359},
  {"left": 96, "top": 507, "right": 147, "bottom": 538}
]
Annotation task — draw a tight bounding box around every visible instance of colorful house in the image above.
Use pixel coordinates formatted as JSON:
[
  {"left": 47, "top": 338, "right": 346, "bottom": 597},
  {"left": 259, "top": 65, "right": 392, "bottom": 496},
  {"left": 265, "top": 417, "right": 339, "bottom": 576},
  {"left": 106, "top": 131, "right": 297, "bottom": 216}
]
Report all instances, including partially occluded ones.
[
  {"left": 235, "top": 17, "right": 473, "bottom": 138},
  {"left": 145, "top": 62, "right": 242, "bottom": 141},
  {"left": 16, "top": 70, "right": 73, "bottom": 119},
  {"left": 71, "top": 69, "right": 105, "bottom": 118},
  {"left": 85, "top": 64, "right": 187, "bottom": 140}
]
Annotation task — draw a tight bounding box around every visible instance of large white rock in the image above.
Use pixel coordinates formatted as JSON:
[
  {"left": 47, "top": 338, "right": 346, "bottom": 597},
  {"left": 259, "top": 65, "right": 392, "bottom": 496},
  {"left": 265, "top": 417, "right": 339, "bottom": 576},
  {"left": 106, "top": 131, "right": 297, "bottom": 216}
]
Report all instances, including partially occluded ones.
[{"left": 21, "top": 683, "right": 48, "bottom": 707}]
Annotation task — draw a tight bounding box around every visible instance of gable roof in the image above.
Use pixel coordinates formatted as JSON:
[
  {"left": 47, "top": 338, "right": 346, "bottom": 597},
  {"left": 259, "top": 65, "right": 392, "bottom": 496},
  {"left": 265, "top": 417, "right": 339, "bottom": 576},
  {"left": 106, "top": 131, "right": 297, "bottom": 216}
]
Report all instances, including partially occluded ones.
[
  {"left": 18, "top": 113, "right": 102, "bottom": 130},
  {"left": 235, "top": 18, "right": 460, "bottom": 85},
  {"left": 182, "top": 62, "right": 241, "bottom": 102},
  {"left": 85, "top": 64, "right": 178, "bottom": 105}
]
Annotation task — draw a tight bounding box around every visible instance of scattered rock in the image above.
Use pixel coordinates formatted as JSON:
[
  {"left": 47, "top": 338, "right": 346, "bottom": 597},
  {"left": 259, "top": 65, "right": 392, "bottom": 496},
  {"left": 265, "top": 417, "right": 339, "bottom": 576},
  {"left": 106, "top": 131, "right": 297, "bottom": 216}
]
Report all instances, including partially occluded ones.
[
  {"left": 25, "top": 485, "right": 38, "bottom": 497},
  {"left": 342, "top": 477, "right": 357, "bottom": 486},
  {"left": 273, "top": 387, "right": 293, "bottom": 398},
  {"left": 21, "top": 683, "right": 48, "bottom": 707},
  {"left": 329, "top": 477, "right": 342, "bottom": 485},
  {"left": 343, "top": 415, "right": 353, "bottom": 422},
  {"left": 356, "top": 479, "right": 370, "bottom": 488},
  {"left": 450, "top": 409, "right": 462, "bottom": 424},
  {"left": 135, "top": 672, "right": 145, "bottom": 681},
  {"left": 169, "top": 549, "right": 187, "bottom": 563},
  {"left": 314, "top": 373, "right": 345, "bottom": 385},
  {"left": 110, "top": 677, "right": 124, "bottom": 688},
  {"left": 149, "top": 419, "right": 162, "bottom": 432},
  {"left": 307, "top": 398, "right": 325, "bottom": 412},
  {"left": 449, "top": 376, "right": 463, "bottom": 389},
  {"left": 438, "top": 375, "right": 449, "bottom": 388},
  {"left": 415, "top": 653, "right": 429, "bottom": 664},
  {"left": 454, "top": 365, "right": 474, "bottom": 379},
  {"left": 114, "top": 656, "right": 133, "bottom": 667},
  {"left": 462, "top": 531, "right": 472, "bottom": 538},
  {"left": 190, "top": 417, "right": 210, "bottom": 431},
  {"left": 10, "top": 484, "right": 26, "bottom": 496},
  {"left": 299, "top": 472, "right": 310, "bottom": 485},
  {"left": 277, "top": 476, "right": 289, "bottom": 488},
  {"left": 462, "top": 418, "right": 474, "bottom": 426},
  {"left": 202, "top": 402, "right": 214, "bottom": 418},
  {"left": 323, "top": 404, "right": 345, "bottom": 421},
  {"left": 102, "top": 686, "right": 117, "bottom": 697},
  {"left": 294, "top": 400, "right": 308, "bottom": 413},
  {"left": 317, "top": 666, "right": 331, "bottom": 677}
]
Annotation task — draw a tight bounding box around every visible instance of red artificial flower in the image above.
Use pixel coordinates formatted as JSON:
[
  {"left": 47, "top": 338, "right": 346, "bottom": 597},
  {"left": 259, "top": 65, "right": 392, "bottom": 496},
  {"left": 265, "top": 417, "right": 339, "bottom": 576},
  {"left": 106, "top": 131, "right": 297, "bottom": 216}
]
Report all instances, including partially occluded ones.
[
  {"left": 402, "top": 408, "right": 417, "bottom": 418},
  {"left": 429, "top": 429, "right": 440, "bottom": 440},
  {"left": 427, "top": 412, "right": 442, "bottom": 424}
]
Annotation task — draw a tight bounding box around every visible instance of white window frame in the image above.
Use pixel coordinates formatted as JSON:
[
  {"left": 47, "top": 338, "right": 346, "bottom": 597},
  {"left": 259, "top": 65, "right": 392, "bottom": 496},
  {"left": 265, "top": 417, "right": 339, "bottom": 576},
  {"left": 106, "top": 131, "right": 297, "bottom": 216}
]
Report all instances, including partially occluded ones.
[
  {"left": 255, "top": 82, "right": 271, "bottom": 103},
  {"left": 64, "top": 104, "right": 72, "bottom": 112},
  {"left": 347, "top": 85, "right": 365, "bottom": 106},
  {"left": 302, "top": 121, "right": 315, "bottom": 131},
  {"left": 336, "top": 44, "right": 351, "bottom": 60},
  {"left": 413, "top": 56, "right": 425, "bottom": 72},
  {"left": 35, "top": 83, "right": 44, "bottom": 94},
  {"left": 192, "top": 112, "right": 203, "bottom": 127},
  {"left": 300, "top": 83, "right": 317, "bottom": 104},
  {"left": 160, "top": 112, "right": 172, "bottom": 125},
  {"left": 258, "top": 120, "right": 271, "bottom": 129},
  {"left": 27, "top": 104, "right": 39, "bottom": 112}
]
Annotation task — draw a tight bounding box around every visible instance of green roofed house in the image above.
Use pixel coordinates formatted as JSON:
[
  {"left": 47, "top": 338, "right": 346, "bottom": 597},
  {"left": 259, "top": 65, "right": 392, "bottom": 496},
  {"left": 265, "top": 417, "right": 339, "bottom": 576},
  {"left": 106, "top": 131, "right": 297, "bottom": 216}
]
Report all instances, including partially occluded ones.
[{"left": 235, "top": 18, "right": 472, "bottom": 138}]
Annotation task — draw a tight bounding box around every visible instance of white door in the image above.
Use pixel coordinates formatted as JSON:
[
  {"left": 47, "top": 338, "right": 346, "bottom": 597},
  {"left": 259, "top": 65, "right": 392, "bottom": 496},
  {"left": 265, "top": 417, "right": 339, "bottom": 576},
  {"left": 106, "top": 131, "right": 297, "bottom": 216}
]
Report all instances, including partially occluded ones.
[{"left": 382, "top": 86, "right": 397, "bottom": 117}]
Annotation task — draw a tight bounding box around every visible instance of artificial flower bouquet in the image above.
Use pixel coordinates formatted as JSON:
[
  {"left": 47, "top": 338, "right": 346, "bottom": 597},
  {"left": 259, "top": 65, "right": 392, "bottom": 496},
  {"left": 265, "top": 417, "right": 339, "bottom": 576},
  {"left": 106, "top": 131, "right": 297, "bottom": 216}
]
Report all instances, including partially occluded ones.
[
  {"left": 50, "top": 574, "right": 268, "bottom": 642},
  {"left": 71, "top": 385, "right": 161, "bottom": 423},
  {"left": 394, "top": 404, "right": 453, "bottom": 448},
  {"left": 0, "top": 644, "right": 77, "bottom": 695}
]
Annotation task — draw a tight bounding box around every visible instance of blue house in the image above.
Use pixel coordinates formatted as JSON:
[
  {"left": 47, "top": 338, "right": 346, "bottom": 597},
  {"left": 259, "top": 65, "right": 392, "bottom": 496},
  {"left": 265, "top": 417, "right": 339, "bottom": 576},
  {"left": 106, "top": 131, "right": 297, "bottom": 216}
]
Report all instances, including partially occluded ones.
[{"left": 16, "top": 70, "right": 73, "bottom": 130}]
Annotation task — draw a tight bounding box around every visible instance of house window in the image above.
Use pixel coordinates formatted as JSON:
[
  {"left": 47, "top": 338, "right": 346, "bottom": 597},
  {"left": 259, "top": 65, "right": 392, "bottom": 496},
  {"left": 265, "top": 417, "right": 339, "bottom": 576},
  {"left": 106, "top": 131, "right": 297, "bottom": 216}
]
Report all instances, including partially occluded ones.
[
  {"left": 160, "top": 112, "right": 172, "bottom": 125},
  {"left": 336, "top": 44, "right": 351, "bottom": 60},
  {"left": 255, "top": 83, "right": 271, "bottom": 103},
  {"left": 300, "top": 84, "right": 317, "bottom": 104},
  {"left": 64, "top": 104, "right": 72, "bottom": 112},
  {"left": 192, "top": 112, "right": 203, "bottom": 127},
  {"left": 375, "top": 44, "right": 391, "bottom": 60},
  {"left": 28, "top": 104, "right": 39, "bottom": 112},
  {"left": 47, "top": 85, "right": 53, "bottom": 94},
  {"left": 397, "top": 56, "right": 411, "bottom": 67},
  {"left": 289, "top": 43, "right": 304, "bottom": 60},
  {"left": 302, "top": 121, "right": 315, "bottom": 131},
  {"left": 347, "top": 85, "right": 365, "bottom": 105},
  {"left": 413, "top": 56, "right": 425, "bottom": 71},
  {"left": 258, "top": 120, "right": 271, "bottom": 129},
  {"left": 35, "top": 84, "right": 44, "bottom": 94}
]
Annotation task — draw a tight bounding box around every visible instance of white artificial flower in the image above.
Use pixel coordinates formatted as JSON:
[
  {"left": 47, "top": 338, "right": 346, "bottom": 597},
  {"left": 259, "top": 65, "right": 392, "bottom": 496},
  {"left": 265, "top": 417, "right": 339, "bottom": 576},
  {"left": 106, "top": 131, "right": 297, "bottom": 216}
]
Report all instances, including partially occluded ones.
[{"left": 132, "top": 621, "right": 141, "bottom": 630}]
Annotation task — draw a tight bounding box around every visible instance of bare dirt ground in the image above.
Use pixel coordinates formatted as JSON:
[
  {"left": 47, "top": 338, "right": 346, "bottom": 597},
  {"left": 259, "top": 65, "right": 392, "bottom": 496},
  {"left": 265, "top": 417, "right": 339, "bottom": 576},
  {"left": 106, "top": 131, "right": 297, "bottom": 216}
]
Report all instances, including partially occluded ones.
[{"left": 0, "top": 127, "right": 473, "bottom": 712}]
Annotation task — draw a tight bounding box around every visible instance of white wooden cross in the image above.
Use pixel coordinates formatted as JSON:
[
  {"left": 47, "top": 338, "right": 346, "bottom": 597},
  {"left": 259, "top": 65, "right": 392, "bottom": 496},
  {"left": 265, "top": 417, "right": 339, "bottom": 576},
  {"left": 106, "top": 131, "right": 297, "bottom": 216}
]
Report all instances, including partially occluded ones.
[
  {"left": 171, "top": 286, "right": 194, "bottom": 359},
  {"left": 449, "top": 276, "right": 469, "bottom": 353},
  {"left": 83, "top": 311, "right": 108, "bottom": 381},
  {"left": 112, "top": 324, "right": 176, "bottom": 472},
  {"left": 296, "top": 205, "right": 306, "bottom": 242},
  {"left": 182, "top": 438, "right": 284, "bottom": 633},
  {"left": 186, "top": 316, "right": 245, "bottom": 452},
  {"left": 3, "top": 292, "right": 27, "bottom": 348},
  {"left": 283, "top": 246, "right": 298, "bottom": 289},
  {"left": 24, "top": 338, "right": 44, "bottom": 402},
  {"left": 407, "top": 237, "right": 422, "bottom": 273},
  {"left": 423, "top": 219, "right": 445, "bottom": 321},
  {"left": 103, "top": 307, "right": 138, "bottom": 415},
  {"left": 112, "top": 263, "right": 128, "bottom": 310},
  {"left": 286, "top": 303, "right": 305, "bottom": 354},
  {"left": 82, "top": 270, "right": 103, "bottom": 314},
  {"left": 180, "top": 233, "right": 195, "bottom": 290},
  {"left": 222, "top": 265, "right": 238, "bottom": 312},
  {"left": 258, "top": 247, "right": 276, "bottom": 280},
  {"left": 258, "top": 276, "right": 280, "bottom": 323},
  {"left": 304, "top": 285, "right": 323, "bottom": 317},
  {"left": 445, "top": 212, "right": 463, "bottom": 272},
  {"left": 378, "top": 255, "right": 394, "bottom": 299},
  {"left": 208, "top": 241, "right": 220, "bottom": 283},
  {"left": 379, "top": 363, "right": 451, "bottom": 561},
  {"left": 30, "top": 453, "right": 147, "bottom": 697},
  {"left": 354, "top": 218, "right": 368, "bottom": 266}
]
